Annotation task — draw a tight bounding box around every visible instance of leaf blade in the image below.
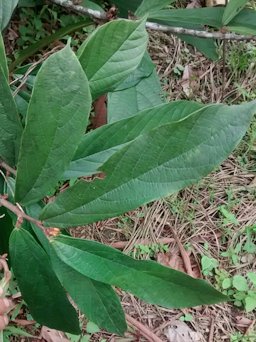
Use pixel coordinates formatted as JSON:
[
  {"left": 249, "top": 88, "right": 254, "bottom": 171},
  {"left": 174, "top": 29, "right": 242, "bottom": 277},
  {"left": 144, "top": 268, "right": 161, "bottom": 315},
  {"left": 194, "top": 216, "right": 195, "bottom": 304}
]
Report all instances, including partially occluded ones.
[
  {"left": 41, "top": 101, "right": 256, "bottom": 227},
  {"left": 50, "top": 250, "right": 127, "bottom": 335},
  {"left": 0, "top": 67, "right": 22, "bottom": 166},
  {"left": 0, "top": 33, "right": 8, "bottom": 79},
  {"left": 9, "top": 228, "right": 80, "bottom": 334},
  {"left": 78, "top": 18, "right": 148, "bottom": 99},
  {"left": 222, "top": 0, "right": 248, "bottom": 26},
  {"left": 15, "top": 44, "right": 92, "bottom": 205},
  {"left": 0, "top": 0, "right": 18, "bottom": 31},
  {"left": 52, "top": 235, "right": 227, "bottom": 308},
  {"left": 63, "top": 101, "right": 203, "bottom": 179}
]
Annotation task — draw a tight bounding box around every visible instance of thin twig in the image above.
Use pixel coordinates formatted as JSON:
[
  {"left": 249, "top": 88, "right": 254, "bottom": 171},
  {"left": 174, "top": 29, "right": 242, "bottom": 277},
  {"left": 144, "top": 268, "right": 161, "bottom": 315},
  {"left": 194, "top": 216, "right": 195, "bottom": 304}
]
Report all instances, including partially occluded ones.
[
  {"left": 49, "top": 0, "right": 256, "bottom": 41},
  {"left": 48, "top": 0, "right": 107, "bottom": 20},
  {"left": 167, "top": 223, "right": 194, "bottom": 277},
  {"left": 126, "top": 314, "right": 164, "bottom": 342},
  {"left": 0, "top": 161, "right": 17, "bottom": 176},
  {"left": 0, "top": 196, "right": 46, "bottom": 232},
  {"left": 208, "top": 317, "right": 215, "bottom": 342}
]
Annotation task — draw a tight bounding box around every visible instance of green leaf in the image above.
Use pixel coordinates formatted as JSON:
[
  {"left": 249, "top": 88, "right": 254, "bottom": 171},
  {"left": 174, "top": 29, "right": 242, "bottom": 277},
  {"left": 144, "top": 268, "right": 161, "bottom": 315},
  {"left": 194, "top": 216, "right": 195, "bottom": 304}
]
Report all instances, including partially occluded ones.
[
  {"left": 86, "top": 322, "right": 100, "bottom": 334},
  {"left": 0, "top": 67, "right": 22, "bottom": 166},
  {"left": 50, "top": 249, "right": 127, "bottom": 335},
  {"left": 222, "top": 0, "right": 248, "bottom": 26},
  {"left": 227, "top": 9, "right": 256, "bottom": 35},
  {"left": 15, "top": 44, "right": 92, "bottom": 205},
  {"left": 0, "top": 0, "right": 18, "bottom": 31},
  {"left": 247, "top": 272, "right": 256, "bottom": 286},
  {"left": 149, "top": 7, "right": 256, "bottom": 37},
  {"left": 219, "top": 206, "right": 239, "bottom": 225},
  {"left": 108, "top": 69, "right": 163, "bottom": 123},
  {"left": 4, "top": 326, "right": 33, "bottom": 338},
  {"left": 135, "top": 0, "right": 174, "bottom": 17},
  {"left": 9, "top": 228, "right": 80, "bottom": 334},
  {"left": 0, "top": 33, "right": 8, "bottom": 79},
  {"left": 245, "top": 295, "right": 256, "bottom": 312},
  {"left": 78, "top": 18, "right": 148, "bottom": 99},
  {"left": 9, "top": 19, "right": 92, "bottom": 72},
  {"left": 178, "top": 35, "right": 218, "bottom": 61},
  {"left": 113, "top": 52, "right": 155, "bottom": 92},
  {"left": 81, "top": 0, "right": 105, "bottom": 12},
  {"left": 148, "top": 8, "right": 221, "bottom": 60},
  {"left": 149, "top": 7, "right": 224, "bottom": 29},
  {"left": 51, "top": 235, "right": 227, "bottom": 308},
  {"left": 201, "top": 256, "right": 218, "bottom": 276},
  {"left": 232, "top": 275, "right": 249, "bottom": 291},
  {"left": 222, "top": 278, "right": 232, "bottom": 290},
  {"left": 41, "top": 101, "right": 256, "bottom": 227},
  {"left": 63, "top": 101, "right": 203, "bottom": 179}
]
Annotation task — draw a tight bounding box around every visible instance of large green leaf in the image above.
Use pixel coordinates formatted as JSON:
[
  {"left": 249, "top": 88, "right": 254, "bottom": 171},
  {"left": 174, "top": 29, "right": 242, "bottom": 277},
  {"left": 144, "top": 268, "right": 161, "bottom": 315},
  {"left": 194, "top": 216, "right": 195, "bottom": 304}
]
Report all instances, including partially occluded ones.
[
  {"left": 9, "top": 229, "right": 80, "bottom": 334},
  {"left": 113, "top": 52, "right": 155, "bottom": 92},
  {"left": 50, "top": 251, "right": 127, "bottom": 335},
  {"left": 148, "top": 9, "right": 219, "bottom": 60},
  {"left": 0, "top": 33, "right": 8, "bottom": 79},
  {"left": 222, "top": 0, "right": 249, "bottom": 26},
  {"left": 149, "top": 7, "right": 224, "bottom": 29},
  {"left": 227, "top": 8, "right": 256, "bottom": 35},
  {"left": 15, "top": 44, "right": 92, "bottom": 205},
  {"left": 78, "top": 18, "right": 148, "bottom": 99},
  {"left": 63, "top": 101, "right": 203, "bottom": 179},
  {"left": 135, "top": 0, "right": 174, "bottom": 17},
  {"left": 107, "top": 70, "right": 163, "bottom": 123},
  {"left": 150, "top": 7, "right": 256, "bottom": 36},
  {"left": 41, "top": 101, "right": 256, "bottom": 227},
  {"left": 178, "top": 34, "right": 218, "bottom": 61},
  {"left": 0, "top": 67, "right": 22, "bottom": 166},
  {"left": 0, "top": 0, "right": 18, "bottom": 31},
  {"left": 51, "top": 235, "right": 227, "bottom": 308}
]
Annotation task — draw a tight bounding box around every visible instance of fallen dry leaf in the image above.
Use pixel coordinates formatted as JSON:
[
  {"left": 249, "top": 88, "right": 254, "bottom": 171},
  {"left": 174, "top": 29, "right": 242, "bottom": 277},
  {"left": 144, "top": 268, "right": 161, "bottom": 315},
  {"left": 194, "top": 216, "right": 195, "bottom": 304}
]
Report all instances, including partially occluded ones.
[
  {"left": 235, "top": 316, "right": 253, "bottom": 329},
  {"left": 157, "top": 252, "right": 186, "bottom": 273},
  {"left": 165, "top": 320, "right": 203, "bottom": 342},
  {"left": 40, "top": 327, "right": 70, "bottom": 342},
  {"left": 206, "top": 0, "right": 226, "bottom": 6},
  {"left": 181, "top": 65, "right": 200, "bottom": 98},
  {"left": 187, "top": 0, "right": 202, "bottom": 9}
]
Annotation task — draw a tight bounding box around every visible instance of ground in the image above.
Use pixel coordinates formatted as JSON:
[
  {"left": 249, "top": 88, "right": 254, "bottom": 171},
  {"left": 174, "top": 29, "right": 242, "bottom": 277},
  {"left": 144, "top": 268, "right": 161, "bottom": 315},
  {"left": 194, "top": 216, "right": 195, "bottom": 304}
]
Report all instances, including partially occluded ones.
[{"left": 3, "top": 1, "right": 256, "bottom": 341}]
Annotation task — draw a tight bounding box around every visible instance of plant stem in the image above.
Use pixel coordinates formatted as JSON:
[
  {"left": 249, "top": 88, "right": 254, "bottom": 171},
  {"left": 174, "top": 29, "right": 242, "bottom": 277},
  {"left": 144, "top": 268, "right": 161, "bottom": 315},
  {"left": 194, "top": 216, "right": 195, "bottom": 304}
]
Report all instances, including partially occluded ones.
[
  {"left": 0, "top": 162, "right": 16, "bottom": 177},
  {"left": 0, "top": 196, "right": 45, "bottom": 232},
  {"left": 49, "top": 0, "right": 256, "bottom": 41}
]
